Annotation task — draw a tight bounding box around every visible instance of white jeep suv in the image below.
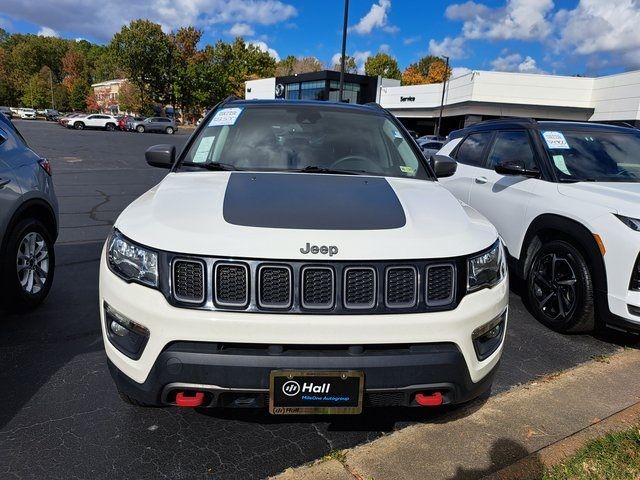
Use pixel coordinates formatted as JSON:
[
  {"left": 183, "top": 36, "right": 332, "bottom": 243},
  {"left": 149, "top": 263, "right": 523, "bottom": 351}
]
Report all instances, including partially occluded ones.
[
  {"left": 438, "top": 118, "right": 640, "bottom": 334},
  {"left": 99, "top": 100, "right": 508, "bottom": 413},
  {"left": 69, "top": 114, "right": 118, "bottom": 131}
]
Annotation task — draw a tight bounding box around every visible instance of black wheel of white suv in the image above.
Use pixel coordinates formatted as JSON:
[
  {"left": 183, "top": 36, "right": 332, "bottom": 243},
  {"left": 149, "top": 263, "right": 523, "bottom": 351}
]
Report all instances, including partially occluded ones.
[
  {"left": 526, "top": 240, "right": 595, "bottom": 333},
  {"left": 0, "top": 218, "right": 55, "bottom": 311}
]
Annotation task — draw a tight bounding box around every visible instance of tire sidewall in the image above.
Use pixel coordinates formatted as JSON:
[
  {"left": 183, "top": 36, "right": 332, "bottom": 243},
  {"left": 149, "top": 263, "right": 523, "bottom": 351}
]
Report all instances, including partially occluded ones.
[
  {"left": 0, "top": 219, "right": 55, "bottom": 311},
  {"left": 137, "top": 125, "right": 145, "bottom": 133},
  {"left": 165, "top": 127, "right": 174, "bottom": 135},
  {"left": 525, "top": 240, "right": 593, "bottom": 333},
  {"left": 106, "top": 123, "right": 115, "bottom": 131},
  {"left": 74, "top": 122, "right": 84, "bottom": 130}
]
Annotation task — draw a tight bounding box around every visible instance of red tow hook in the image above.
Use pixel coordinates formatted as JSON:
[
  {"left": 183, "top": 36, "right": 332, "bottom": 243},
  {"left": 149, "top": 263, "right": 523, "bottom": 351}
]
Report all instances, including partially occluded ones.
[
  {"left": 175, "top": 391, "right": 205, "bottom": 407},
  {"left": 415, "top": 391, "right": 443, "bottom": 407}
]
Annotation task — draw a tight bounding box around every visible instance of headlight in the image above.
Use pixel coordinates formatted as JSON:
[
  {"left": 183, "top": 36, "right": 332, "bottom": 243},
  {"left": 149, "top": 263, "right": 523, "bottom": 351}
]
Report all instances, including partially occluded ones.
[
  {"left": 107, "top": 230, "right": 158, "bottom": 287},
  {"left": 615, "top": 214, "right": 640, "bottom": 231},
  {"left": 467, "top": 240, "right": 506, "bottom": 292}
]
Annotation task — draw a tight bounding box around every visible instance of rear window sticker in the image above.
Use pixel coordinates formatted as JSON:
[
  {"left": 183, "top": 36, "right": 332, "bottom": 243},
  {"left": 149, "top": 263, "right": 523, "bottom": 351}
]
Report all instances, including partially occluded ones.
[
  {"left": 542, "top": 131, "right": 570, "bottom": 149},
  {"left": 209, "top": 107, "right": 244, "bottom": 127},
  {"left": 552, "top": 155, "right": 571, "bottom": 175}
]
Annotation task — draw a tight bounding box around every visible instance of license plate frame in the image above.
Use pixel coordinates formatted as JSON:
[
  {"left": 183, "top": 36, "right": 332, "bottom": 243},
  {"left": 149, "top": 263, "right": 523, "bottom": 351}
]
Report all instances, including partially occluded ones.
[{"left": 269, "top": 370, "right": 364, "bottom": 415}]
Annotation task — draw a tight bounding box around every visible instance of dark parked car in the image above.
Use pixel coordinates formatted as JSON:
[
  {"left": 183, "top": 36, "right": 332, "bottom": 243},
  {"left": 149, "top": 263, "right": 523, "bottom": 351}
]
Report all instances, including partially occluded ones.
[
  {"left": 0, "top": 106, "right": 13, "bottom": 119},
  {"left": 0, "top": 113, "right": 58, "bottom": 311}
]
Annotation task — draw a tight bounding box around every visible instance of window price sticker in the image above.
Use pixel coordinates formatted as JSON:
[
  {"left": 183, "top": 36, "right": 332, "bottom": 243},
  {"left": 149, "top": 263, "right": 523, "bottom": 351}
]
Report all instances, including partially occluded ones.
[
  {"left": 209, "top": 107, "right": 244, "bottom": 127},
  {"left": 542, "top": 131, "right": 570, "bottom": 149}
]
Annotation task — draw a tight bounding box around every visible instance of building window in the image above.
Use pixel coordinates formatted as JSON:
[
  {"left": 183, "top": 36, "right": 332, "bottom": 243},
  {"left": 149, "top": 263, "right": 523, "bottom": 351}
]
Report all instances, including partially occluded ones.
[
  {"left": 299, "top": 80, "right": 326, "bottom": 100},
  {"left": 329, "top": 81, "right": 360, "bottom": 103},
  {"left": 285, "top": 83, "right": 300, "bottom": 100}
]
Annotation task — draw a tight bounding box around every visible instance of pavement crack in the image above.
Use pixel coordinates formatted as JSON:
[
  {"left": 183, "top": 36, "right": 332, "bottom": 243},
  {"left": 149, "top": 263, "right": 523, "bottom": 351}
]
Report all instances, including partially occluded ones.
[
  {"left": 89, "top": 189, "right": 111, "bottom": 222},
  {"left": 311, "top": 423, "right": 334, "bottom": 451}
]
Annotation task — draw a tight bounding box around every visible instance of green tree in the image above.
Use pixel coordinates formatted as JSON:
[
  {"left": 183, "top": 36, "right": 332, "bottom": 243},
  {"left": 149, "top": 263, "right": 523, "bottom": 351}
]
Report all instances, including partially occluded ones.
[
  {"left": 364, "top": 53, "right": 401, "bottom": 79},
  {"left": 110, "top": 19, "right": 174, "bottom": 106},
  {"left": 21, "top": 67, "right": 52, "bottom": 108},
  {"left": 68, "top": 80, "right": 89, "bottom": 110},
  {"left": 332, "top": 55, "right": 357, "bottom": 73}
]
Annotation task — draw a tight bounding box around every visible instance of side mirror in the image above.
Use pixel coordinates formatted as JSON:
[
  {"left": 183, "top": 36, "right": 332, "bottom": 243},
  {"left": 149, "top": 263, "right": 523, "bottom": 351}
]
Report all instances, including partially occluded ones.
[
  {"left": 145, "top": 144, "right": 176, "bottom": 168},
  {"left": 430, "top": 154, "right": 458, "bottom": 178},
  {"left": 494, "top": 160, "right": 539, "bottom": 178}
]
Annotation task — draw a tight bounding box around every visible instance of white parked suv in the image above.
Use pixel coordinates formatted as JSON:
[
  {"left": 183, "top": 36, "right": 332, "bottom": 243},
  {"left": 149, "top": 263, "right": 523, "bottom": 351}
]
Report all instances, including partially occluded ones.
[
  {"left": 99, "top": 99, "right": 508, "bottom": 413},
  {"left": 68, "top": 114, "right": 118, "bottom": 131},
  {"left": 19, "top": 108, "right": 37, "bottom": 119},
  {"left": 438, "top": 118, "right": 640, "bottom": 334}
]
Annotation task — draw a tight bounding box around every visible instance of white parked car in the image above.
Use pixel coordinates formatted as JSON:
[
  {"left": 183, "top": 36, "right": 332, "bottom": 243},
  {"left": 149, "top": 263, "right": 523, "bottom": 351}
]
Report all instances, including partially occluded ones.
[
  {"left": 99, "top": 100, "right": 508, "bottom": 412},
  {"left": 19, "top": 108, "right": 37, "bottom": 119},
  {"left": 68, "top": 114, "right": 118, "bottom": 131},
  {"left": 438, "top": 118, "right": 640, "bottom": 334}
]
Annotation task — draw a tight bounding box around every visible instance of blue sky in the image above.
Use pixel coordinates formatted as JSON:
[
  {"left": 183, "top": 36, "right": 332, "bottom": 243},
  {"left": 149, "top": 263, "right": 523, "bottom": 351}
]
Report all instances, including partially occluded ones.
[{"left": 1, "top": 0, "right": 639, "bottom": 77}]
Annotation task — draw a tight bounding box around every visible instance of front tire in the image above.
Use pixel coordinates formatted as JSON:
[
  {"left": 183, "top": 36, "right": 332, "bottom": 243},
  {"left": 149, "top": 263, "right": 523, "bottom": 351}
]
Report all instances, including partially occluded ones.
[
  {"left": 0, "top": 218, "right": 55, "bottom": 311},
  {"left": 136, "top": 125, "right": 145, "bottom": 133},
  {"left": 165, "top": 126, "right": 174, "bottom": 135},
  {"left": 526, "top": 240, "right": 595, "bottom": 333},
  {"left": 74, "top": 121, "right": 84, "bottom": 130}
]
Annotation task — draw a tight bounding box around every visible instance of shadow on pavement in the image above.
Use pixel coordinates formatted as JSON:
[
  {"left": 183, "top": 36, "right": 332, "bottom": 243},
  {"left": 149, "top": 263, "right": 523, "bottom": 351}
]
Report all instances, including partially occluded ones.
[
  {"left": 449, "top": 438, "right": 542, "bottom": 480},
  {"left": 0, "top": 242, "right": 104, "bottom": 429}
]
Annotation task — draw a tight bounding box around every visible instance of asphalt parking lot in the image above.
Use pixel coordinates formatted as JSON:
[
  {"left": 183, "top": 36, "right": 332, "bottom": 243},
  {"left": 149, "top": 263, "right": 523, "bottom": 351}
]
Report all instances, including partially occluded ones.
[{"left": 0, "top": 120, "right": 635, "bottom": 480}]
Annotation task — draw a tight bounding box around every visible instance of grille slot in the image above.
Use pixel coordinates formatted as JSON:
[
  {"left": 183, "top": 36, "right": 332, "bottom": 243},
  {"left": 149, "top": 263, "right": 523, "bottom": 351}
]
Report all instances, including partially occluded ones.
[
  {"left": 214, "top": 263, "right": 249, "bottom": 307},
  {"left": 172, "top": 259, "right": 205, "bottom": 303},
  {"left": 426, "top": 264, "right": 455, "bottom": 306},
  {"left": 344, "top": 267, "right": 376, "bottom": 309},
  {"left": 301, "top": 267, "right": 335, "bottom": 309},
  {"left": 385, "top": 267, "right": 417, "bottom": 308},
  {"left": 258, "top": 266, "right": 292, "bottom": 308}
]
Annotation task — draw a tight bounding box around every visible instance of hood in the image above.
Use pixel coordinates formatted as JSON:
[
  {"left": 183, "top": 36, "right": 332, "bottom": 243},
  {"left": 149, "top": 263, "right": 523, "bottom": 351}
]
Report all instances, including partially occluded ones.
[
  {"left": 115, "top": 171, "right": 497, "bottom": 260},
  {"left": 558, "top": 182, "right": 640, "bottom": 217}
]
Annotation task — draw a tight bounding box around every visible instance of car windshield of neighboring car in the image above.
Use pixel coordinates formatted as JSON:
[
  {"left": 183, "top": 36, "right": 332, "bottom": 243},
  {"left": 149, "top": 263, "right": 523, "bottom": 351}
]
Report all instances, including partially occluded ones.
[
  {"left": 541, "top": 128, "right": 640, "bottom": 182},
  {"left": 180, "top": 104, "right": 430, "bottom": 179}
]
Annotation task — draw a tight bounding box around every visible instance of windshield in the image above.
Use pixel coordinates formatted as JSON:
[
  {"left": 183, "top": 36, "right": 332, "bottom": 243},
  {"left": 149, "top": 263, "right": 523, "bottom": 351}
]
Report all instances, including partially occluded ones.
[
  {"left": 179, "top": 104, "right": 430, "bottom": 179},
  {"left": 541, "top": 128, "right": 640, "bottom": 182}
]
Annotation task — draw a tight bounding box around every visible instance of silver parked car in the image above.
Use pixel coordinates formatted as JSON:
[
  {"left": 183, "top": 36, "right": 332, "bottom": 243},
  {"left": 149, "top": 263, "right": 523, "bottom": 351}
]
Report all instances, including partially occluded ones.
[
  {"left": 130, "top": 116, "right": 177, "bottom": 134},
  {"left": 0, "top": 113, "right": 58, "bottom": 311}
]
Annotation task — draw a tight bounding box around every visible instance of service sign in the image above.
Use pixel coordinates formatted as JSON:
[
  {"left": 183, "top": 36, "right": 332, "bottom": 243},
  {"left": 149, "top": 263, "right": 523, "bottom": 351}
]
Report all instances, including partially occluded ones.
[{"left": 269, "top": 371, "right": 364, "bottom": 415}]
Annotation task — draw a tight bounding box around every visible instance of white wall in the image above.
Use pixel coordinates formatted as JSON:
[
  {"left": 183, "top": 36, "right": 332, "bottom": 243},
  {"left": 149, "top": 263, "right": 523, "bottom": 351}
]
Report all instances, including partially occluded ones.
[
  {"left": 245, "top": 78, "right": 276, "bottom": 100},
  {"left": 380, "top": 70, "right": 640, "bottom": 122}
]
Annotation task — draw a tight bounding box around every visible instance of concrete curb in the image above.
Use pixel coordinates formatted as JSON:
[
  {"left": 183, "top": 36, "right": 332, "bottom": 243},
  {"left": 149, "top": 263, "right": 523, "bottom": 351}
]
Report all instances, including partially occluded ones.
[{"left": 273, "top": 349, "right": 640, "bottom": 480}]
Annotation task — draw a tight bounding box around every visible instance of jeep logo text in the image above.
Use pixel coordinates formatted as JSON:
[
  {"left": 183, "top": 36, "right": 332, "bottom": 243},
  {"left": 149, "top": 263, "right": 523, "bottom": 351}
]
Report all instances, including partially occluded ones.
[{"left": 300, "top": 243, "right": 338, "bottom": 256}]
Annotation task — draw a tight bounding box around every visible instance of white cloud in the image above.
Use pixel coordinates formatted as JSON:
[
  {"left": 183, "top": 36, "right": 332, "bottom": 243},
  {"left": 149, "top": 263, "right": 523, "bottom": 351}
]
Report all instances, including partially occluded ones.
[
  {"left": 403, "top": 35, "right": 421, "bottom": 45},
  {"left": 331, "top": 50, "right": 372, "bottom": 74},
  {"left": 428, "top": 36, "right": 467, "bottom": 59},
  {"left": 37, "top": 26, "right": 58, "bottom": 37},
  {"left": 249, "top": 40, "right": 280, "bottom": 61},
  {"left": 0, "top": 0, "right": 297, "bottom": 41},
  {"left": 379, "top": 43, "right": 390, "bottom": 53},
  {"left": 491, "top": 53, "right": 545, "bottom": 73},
  {"left": 446, "top": 0, "right": 554, "bottom": 41},
  {"left": 451, "top": 66, "right": 472, "bottom": 78},
  {"left": 227, "top": 22, "right": 254, "bottom": 37},
  {"left": 350, "top": 0, "right": 397, "bottom": 35},
  {"left": 553, "top": 0, "right": 640, "bottom": 68}
]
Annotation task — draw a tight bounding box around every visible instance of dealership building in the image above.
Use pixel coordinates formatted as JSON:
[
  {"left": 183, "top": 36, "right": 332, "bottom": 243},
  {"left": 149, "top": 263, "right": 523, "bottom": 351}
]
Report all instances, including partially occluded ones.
[{"left": 245, "top": 69, "right": 640, "bottom": 136}]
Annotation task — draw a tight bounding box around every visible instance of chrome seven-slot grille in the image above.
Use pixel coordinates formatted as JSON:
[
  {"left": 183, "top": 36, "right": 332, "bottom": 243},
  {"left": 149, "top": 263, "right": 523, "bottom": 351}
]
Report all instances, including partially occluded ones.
[{"left": 170, "top": 258, "right": 457, "bottom": 313}]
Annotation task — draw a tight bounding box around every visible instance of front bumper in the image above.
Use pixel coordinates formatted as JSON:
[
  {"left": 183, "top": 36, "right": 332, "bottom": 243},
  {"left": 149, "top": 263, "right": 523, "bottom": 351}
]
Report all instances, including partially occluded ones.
[
  {"left": 100, "top": 249, "right": 509, "bottom": 407},
  {"left": 108, "top": 341, "right": 500, "bottom": 408}
]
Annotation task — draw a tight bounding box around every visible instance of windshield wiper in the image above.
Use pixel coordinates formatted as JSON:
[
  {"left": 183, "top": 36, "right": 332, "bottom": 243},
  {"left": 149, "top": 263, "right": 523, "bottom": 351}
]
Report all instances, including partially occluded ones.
[
  {"left": 297, "top": 165, "right": 366, "bottom": 175},
  {"left": 181, "top": 161, "right": 242, "bottom": 171}
]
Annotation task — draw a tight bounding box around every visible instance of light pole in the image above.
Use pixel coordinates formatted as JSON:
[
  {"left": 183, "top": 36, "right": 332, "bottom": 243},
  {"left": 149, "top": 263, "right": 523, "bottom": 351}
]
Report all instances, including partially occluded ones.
[
  {"left": 338, "top": 0, "right": 350, "bottom": 102},
  {"left": 435, "top": 55, "right": 449, "bottom": 137}
]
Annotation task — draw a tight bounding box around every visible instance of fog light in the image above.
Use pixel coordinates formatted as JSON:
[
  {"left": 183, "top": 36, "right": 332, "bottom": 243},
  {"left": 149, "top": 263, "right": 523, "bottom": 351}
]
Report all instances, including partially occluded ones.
[
  {"left": 472, "top": 308, "right": 507, "bottom": 361},
  {"left": 110, "top": 320, "right": 128, "bottom": 337},
  {"left": 104, "top": 302, "right": 149, "bottom": 360}
]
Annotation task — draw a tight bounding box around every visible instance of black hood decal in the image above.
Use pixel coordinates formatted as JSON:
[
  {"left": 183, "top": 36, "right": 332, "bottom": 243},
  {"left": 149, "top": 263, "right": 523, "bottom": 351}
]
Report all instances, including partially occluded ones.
[{"left": 223, "top": 172, "right": 406, "bottom": 230}]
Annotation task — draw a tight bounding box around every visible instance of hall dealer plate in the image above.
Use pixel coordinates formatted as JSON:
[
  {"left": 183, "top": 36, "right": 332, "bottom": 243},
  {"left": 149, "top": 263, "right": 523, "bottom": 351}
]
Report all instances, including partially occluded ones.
[{"left": 269, "top": 371, "right": 364, "bottom": 415}]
